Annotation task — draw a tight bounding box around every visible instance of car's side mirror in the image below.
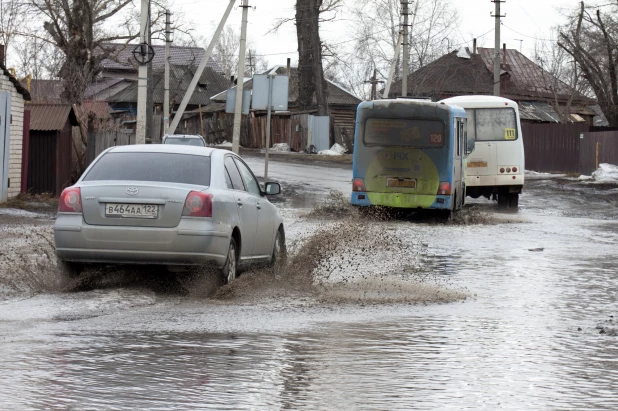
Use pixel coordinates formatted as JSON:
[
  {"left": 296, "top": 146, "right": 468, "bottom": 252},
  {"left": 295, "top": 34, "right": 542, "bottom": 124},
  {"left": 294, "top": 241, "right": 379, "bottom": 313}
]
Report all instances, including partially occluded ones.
[
  {"left": 465, "top": 138, "right": 475, "bottom": 156},
  {"left": 264, "top": 182, "right": 281, "bottom": 195}
]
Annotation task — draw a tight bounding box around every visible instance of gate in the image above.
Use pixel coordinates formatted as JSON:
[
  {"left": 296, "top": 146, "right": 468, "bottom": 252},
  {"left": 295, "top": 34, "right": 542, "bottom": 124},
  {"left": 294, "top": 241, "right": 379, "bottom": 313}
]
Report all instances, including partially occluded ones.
[
  {"left": 0, "top": 92, "right": 11, "bottom": 202},
  {"left": 308, "top": 115, "right": 329, "bottom": 152}
]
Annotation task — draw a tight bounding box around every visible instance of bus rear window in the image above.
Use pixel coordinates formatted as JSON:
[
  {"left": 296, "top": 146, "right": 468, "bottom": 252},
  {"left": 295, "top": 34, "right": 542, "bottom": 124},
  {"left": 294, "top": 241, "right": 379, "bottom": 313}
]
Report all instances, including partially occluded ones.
[
  {"left": 465, "top": 108, "right": 518, "bottom": 141},
  {"left": 363, "top": 118, "right": 446, "bottom": 148}
]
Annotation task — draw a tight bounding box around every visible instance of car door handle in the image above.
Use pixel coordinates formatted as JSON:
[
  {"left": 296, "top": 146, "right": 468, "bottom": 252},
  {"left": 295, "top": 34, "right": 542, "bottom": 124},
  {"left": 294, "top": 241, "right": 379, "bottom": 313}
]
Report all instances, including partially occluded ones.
[
  {"left": 256, "top": 203, "right": 262, "bottom": 210},
  {"left": 237, "top": 199, "right": 243, "bottom": 207}
]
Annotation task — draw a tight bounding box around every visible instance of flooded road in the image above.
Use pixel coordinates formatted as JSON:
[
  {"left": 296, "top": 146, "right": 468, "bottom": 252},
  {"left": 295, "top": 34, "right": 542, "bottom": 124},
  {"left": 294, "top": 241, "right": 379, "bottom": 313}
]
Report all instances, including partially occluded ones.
[{"left": 1, "top": 161, "right": 618, "bottom": 410}]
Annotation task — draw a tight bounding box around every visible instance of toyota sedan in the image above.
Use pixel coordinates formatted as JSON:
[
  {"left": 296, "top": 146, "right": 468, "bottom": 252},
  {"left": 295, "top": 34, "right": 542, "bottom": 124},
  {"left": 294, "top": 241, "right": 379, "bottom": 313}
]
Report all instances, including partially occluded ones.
[{"left": 54, "top": 145, "right": 286, "bottom": 283}]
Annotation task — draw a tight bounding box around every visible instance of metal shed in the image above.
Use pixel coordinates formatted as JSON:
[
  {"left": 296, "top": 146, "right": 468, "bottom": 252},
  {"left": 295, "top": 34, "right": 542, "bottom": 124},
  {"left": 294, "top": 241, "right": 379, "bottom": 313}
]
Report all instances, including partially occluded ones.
[{"left": 27, "top": 104, "right": 78, "bottom": 195}]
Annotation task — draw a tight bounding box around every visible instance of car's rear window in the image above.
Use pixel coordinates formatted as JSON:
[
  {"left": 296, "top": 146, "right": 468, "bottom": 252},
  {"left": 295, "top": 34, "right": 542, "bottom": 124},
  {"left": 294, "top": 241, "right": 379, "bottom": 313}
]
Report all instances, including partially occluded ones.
[
  {"left": 84, "top": 152, "right": 211, "bottom": 186},
  {"left": 164, "top": 137, "right": 205, "bottom": 146}
]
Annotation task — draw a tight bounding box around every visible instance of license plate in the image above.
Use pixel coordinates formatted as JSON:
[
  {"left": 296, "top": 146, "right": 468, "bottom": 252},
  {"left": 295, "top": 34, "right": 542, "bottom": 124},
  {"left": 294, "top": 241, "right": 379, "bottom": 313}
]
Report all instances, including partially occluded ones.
[
  {"left": 105, "top": 203, "right": 158, "bottom": 219},
  {"left": 387, "top": 178, "right": 416, "bottom": 188}
]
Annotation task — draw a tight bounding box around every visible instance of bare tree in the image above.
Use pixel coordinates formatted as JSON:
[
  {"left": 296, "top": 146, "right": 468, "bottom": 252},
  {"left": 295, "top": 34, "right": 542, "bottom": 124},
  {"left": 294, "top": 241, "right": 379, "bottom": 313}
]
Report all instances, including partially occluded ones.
[
  {"left": 0, "top": 0, "right": 25, "bottom": 57},
  {"left": 28, "top": 0, "right": 141, "bottom": 105},
  {"left": 342, "top": 0, "right": 459, "bottom": 99},
  {"left": 533, "top": 31, "right": 592, "bottom": 123},
  {"left": 558, "top": 1, "right": 618, "bottom": 125},
  {"left": 295, "top": 0, "right": 343, "bottom": 115}
]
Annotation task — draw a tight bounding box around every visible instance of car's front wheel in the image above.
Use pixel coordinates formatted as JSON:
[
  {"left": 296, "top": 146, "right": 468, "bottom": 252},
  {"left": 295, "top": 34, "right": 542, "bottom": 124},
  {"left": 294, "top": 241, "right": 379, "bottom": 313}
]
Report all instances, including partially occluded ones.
[
  {"left": 221, "top": 238, "right": 238, "bottom": 284},
  {"left": 270, "top": 227, "right": 287, "bottom": 276}
]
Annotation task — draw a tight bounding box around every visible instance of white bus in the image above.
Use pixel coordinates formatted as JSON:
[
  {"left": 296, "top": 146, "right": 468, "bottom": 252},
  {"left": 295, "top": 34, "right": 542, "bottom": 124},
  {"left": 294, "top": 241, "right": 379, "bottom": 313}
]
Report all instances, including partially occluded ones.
[{"left": 438, "top": 96, "right": 524, "bottom": 208}]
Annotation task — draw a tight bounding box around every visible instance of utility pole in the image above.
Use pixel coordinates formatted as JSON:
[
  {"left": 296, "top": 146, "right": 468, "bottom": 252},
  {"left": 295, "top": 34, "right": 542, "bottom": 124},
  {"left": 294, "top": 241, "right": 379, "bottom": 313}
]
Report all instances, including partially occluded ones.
[
  {"left": 383, "top": 31, "right": 403, "bottom": 98},
  {"left": 231, "top": 0, "right": 251, "bottom": 154},
  {"left": 401, "top": 0, "right": 409, "bottom": 97},
  {"left": 365, "top": 69, "right": 385, "bottom": 100},
  {"left": 146, "top": 1, "right": 153, "bottom": 143},
  {"left": 164, "top": 10, "right": 172, "bottom": 133},
  {"left": 136, "top": 0, "right": 149, "bottom": 144},
  {"left": 167, "top": 0, "right": 235, "bottom": 135},
  {"left": 492, "top": 0, "right": 505, "bottom": 97}
]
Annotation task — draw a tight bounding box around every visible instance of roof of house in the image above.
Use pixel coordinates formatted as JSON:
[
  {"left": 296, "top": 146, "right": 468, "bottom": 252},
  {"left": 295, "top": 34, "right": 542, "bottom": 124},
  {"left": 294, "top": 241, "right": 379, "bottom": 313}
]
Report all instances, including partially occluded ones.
[
  {"left": 29, "top": 104, "right": 78, "bottom": 131},
  {"left": 211, "top": 66, "right": 362, "bottom": 107},
  {"left": 390, "top": 47, "right": 592, "bottom": 105},
  {"left": 100, "top": 43, "right": 223, "bottom": 74},
  {"left": 105, "top": 65, "right": 231, "bottom": 106},
  {"left": 2, "top": 64, "right": 30, "bottom": 101}
]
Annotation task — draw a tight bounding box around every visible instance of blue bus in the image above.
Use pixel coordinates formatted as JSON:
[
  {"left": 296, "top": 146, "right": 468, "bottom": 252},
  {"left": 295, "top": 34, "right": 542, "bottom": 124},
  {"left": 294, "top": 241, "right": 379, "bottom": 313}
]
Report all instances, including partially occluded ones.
[{"left": 350, "top": 99, "right": 475, "bottom": 215}]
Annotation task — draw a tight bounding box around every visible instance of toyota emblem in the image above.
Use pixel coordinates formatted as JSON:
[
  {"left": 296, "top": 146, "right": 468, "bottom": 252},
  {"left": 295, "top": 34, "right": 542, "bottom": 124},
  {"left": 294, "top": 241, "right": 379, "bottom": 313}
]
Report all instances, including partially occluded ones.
[{"left": 126, "top": 187, "right": 139, "bottom": 196}]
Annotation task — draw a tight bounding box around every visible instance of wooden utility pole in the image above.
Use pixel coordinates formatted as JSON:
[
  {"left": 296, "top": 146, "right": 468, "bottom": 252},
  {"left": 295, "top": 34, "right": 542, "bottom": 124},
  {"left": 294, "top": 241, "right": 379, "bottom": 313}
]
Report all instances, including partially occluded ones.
[
  {"left": 365, "top": 69, "right": 385, "bottom": 100},
  {"left": 492, "top": 0, "right": 505, "bottom": 96},
  {"left": 231, "top": 0, "right": 250, "bottom": 154}
]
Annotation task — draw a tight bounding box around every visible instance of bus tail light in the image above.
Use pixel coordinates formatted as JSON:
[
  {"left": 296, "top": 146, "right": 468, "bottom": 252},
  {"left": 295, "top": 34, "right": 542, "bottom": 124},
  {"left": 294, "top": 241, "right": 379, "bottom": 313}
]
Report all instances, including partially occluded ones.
[
  {"left": 353, "top": 178, "right": 366, "bottom": 192},
  {"left": 437, "top": 182, "right": 451, "bottom": 195},
  {"left": 512, "top": 167, "right": 518, "bottom": 173}
]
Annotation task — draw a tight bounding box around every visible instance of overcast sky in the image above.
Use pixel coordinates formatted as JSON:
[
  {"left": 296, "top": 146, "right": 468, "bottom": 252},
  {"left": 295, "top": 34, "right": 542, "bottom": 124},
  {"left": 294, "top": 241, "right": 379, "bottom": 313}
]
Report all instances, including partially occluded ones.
[{"left": 171, "top": 0, "right": 578, "bottom": 67}]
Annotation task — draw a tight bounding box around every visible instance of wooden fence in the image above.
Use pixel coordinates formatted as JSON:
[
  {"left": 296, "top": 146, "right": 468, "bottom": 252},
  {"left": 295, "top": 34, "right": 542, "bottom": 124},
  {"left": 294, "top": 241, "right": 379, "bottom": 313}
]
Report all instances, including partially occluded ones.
[
  {"left": 579, "top": 131, "right": 618, "bottom": 175},
  {"left": 86, "top": 130, "right": 135, "bottom": 166},
  {"left": 177, "top": 111, "right": 355, "bottom": 152}
]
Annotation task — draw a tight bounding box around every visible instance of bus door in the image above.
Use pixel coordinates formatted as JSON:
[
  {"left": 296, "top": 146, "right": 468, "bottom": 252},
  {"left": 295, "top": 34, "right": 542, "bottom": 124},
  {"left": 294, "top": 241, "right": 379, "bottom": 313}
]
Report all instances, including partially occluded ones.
[
  {"left": 454, "top": 117, "right": 465, "bottom": 204},
  {"left": 465, "top": 109, "right": 497, "bottom": 180}
]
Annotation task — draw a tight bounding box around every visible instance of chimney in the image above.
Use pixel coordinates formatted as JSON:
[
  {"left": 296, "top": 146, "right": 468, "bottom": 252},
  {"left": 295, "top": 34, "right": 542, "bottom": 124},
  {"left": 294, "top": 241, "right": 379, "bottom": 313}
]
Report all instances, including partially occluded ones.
[
  {"left": 503, "top": 43, "right": 507, "bottom": 66},
  {"left": 0, "top": 45, "right": 5, "bottom": 67},
  {"left": 286, "top": 58, "right": 291, "bottom": 75},
  {"left": 473, "top": 39, "right": 477, "bottom": 55}
]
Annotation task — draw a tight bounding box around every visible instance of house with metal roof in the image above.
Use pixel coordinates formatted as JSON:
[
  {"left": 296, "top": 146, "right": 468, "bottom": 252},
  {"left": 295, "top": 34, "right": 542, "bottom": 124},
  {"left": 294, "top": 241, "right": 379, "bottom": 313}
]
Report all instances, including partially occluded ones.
[{"left": 388, "top": 46, "right": 599, "bottom": 125}]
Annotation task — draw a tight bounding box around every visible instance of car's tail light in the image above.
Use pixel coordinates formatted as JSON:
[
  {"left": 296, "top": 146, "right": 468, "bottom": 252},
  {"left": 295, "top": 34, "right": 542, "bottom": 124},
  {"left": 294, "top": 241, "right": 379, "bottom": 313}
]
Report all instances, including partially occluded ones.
[
  {"left": 353, "top": 178, "right": 366, "bottom": 192},
  {"left": 58, "top": 187, "right": 82, "bottom": 213},
  {"left": 182, "top": 191, "right": 212, "bottom": 217},
  {"left": 437, "top": 182, "right": 451, "bottom": 195}
]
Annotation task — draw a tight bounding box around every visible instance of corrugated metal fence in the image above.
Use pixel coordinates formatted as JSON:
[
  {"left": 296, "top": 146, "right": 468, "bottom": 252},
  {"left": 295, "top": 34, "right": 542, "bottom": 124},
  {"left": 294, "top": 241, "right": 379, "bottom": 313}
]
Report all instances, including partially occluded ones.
[{"left": 523, "top": 123, "right": 618, "bottom": 174}]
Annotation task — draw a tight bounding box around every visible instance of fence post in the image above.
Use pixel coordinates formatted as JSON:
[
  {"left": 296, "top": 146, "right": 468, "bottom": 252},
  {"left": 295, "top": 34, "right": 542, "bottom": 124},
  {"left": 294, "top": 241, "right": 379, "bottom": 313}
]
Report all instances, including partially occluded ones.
[{"left": 596, "top": 142, "right": 600, "bottom": 171}]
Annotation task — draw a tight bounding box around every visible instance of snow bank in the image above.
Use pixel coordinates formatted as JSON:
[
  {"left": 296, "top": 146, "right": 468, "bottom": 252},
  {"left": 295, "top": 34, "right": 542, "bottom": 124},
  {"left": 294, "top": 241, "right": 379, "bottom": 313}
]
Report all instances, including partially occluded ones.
[
  {"left": 0, "top": 208, "right": 46, "bottom": 218},
  {"left": 592, "top": 163, "right": 618, "bottom": 183},
  {"left": 318, "top": 143, "right": 346, "bottom": 156},
  {"left": 271, "top": 143, "right": 291, "bottom": 152},
  {"left": 215, "top": 141, "right": 233, "bottom": 148}
]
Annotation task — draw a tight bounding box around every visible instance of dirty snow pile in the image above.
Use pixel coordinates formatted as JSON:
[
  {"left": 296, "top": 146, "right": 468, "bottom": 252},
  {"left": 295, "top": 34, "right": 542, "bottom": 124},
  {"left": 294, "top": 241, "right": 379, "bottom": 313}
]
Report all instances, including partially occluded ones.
[
  {"left": 271, "top": 143, "right": 291, "bottom": 152},
  {"left": 215, "top": 141, "right": 233, "bottom": 148},
  {"left": 318, "top": 143, "right": 346, "bottom": 156},
  {"left": 592, "top": 163, "right": 618, "bottom": 183}
]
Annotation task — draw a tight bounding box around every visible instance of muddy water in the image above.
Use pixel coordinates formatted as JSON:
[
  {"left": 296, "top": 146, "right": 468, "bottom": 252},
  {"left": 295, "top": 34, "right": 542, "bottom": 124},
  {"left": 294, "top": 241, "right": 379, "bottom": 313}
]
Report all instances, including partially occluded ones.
[{"left": 1, "top": 172, "right": 618, "bottom": 409}]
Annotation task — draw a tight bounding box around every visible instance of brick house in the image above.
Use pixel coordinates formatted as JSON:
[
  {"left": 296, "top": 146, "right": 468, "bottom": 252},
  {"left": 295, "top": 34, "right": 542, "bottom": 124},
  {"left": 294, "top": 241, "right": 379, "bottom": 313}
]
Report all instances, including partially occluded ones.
[{"left": 0, "top": 51, "right": 31, "bottom": 202}]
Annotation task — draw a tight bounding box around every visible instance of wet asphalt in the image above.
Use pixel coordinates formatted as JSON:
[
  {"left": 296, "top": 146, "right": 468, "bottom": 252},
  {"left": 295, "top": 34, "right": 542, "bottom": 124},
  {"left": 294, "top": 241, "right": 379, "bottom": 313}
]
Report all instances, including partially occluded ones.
[{"left": 1, "top": 159, "right": 618, "bottom": 410}]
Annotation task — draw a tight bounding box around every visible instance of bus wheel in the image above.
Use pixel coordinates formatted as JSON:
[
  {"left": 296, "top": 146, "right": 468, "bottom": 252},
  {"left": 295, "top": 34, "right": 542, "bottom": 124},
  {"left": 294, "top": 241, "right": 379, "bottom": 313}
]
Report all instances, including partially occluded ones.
[
  {"left": 497, "top": 193, "right": 509, "bottom": 208},
  {"left": 508, "top": 193, "right": 519, "bottom": 208}
]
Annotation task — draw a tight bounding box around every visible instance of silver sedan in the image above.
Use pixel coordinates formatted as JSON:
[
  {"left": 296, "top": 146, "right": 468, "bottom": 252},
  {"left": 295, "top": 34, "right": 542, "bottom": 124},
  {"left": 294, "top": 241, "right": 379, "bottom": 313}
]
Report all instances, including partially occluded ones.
[{"left": 54, "top": 145, "right": 286, "bottom": 283}]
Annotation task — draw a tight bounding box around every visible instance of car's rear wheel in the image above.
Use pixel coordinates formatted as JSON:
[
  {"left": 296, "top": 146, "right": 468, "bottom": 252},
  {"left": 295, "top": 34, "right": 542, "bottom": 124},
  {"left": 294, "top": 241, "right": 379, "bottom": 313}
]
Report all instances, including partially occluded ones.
[
  {"left": 221, "top": 239, "right": 237, "bottom": 284},
  {"left": 56, "top": 257, "right": 83, "bottom": 288},
  {"left": 270, "top": 227, "right": 287, "bottom": 276}
]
